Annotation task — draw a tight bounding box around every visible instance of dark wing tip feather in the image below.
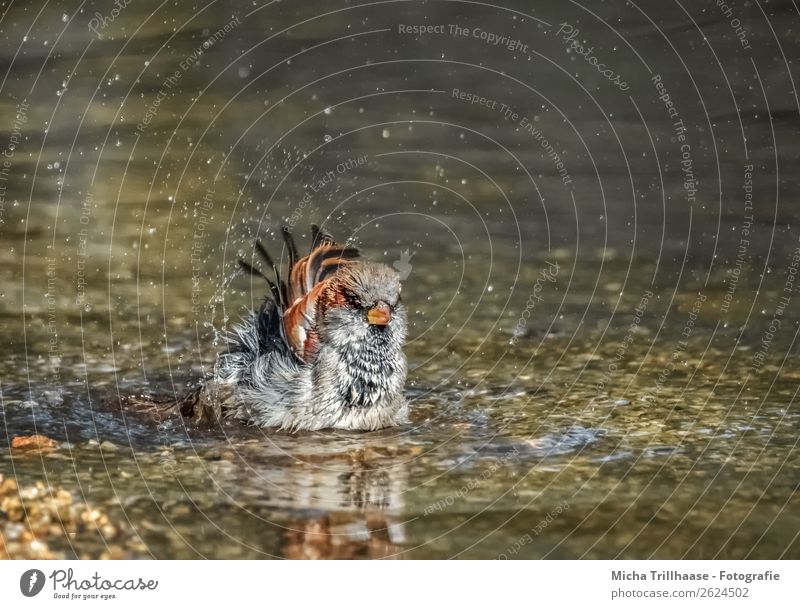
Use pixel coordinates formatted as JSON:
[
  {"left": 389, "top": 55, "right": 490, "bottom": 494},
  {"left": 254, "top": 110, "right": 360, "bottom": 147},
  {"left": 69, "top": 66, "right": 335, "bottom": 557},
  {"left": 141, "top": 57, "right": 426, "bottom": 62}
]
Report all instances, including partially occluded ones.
[
  {"left": 255, "top": 240, "right": 275, "bottom": 271},
  {"left": 239, "top": 259, "right": 283, "bottom": 305},
  {"left": 310, "top": 223, "right": 336, "bottom": 249},
  {"left": 281, "top": 226, "right": 299, "bottom": 267},
  {"left": 328, "top": 246, "right": 360, "bottom": 260},
  {"left": 257, "top": 238, "right": 290, "bottom": 309},
  {"left": 238, "top": 258, "right": 265, "bottom": 280},
  {"left": 311, "top": 224, "right": 322, "bottom": 250}
]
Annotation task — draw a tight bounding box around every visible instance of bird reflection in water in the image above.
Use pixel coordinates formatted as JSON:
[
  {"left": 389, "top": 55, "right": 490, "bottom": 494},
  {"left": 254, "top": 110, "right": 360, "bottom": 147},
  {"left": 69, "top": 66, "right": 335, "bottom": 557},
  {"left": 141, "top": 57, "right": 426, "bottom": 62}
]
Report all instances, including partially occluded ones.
[{"left": 277, "top": 446, "right": 412, "bottom": 559}]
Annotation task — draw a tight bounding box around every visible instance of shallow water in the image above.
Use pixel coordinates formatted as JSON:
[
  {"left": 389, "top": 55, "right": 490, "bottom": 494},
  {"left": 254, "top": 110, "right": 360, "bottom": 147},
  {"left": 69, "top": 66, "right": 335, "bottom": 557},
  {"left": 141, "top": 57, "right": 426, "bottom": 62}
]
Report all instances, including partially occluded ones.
[{"left": 1, "top": 1, "right": 799, "bottom": 558}]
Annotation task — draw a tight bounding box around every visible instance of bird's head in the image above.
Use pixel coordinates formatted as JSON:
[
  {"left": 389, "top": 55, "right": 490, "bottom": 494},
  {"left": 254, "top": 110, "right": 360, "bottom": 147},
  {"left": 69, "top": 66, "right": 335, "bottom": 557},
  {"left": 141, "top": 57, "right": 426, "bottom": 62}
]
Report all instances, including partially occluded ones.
[{"left": 317, "top": 261, "right": 407, "bottom": 352}]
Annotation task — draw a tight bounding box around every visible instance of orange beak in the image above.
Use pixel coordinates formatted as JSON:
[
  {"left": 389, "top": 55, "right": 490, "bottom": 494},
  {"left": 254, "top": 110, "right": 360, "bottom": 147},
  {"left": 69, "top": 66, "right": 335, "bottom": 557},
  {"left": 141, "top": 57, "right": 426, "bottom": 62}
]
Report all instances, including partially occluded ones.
[{"left": 367, "top": 302, "right": 392, "bottom": 325}]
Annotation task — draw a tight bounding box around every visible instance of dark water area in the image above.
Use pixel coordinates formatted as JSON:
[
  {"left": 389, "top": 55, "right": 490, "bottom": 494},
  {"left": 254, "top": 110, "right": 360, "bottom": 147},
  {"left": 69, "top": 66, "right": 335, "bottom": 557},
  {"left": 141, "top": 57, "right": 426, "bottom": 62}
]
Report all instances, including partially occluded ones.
[{"left": 1, "top": 1, "right": 799, "bottom": 558}]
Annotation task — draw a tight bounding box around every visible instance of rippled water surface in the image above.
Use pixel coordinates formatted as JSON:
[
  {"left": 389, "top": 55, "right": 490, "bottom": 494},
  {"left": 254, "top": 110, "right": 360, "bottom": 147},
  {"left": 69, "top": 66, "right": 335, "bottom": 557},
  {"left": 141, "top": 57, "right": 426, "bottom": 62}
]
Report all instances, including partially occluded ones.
[{"left": 1, "top": 1, "right": 799, "bottom": 558}]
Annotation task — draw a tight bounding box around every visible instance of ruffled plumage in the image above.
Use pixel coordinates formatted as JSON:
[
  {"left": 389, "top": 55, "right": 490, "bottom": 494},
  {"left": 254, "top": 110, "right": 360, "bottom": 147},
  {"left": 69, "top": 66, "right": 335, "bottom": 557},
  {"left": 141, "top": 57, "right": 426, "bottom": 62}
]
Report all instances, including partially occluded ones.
[{"left": 131, "top": 224, "right": 409, "bottom": 432}]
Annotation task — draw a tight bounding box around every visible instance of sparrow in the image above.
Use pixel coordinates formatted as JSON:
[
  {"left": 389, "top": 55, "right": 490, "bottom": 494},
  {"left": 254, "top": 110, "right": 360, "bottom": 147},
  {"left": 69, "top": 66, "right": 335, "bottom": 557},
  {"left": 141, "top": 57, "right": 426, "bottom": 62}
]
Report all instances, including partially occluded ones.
[{"left": 152, "top": 224, "right": 409, "bottom": 432}]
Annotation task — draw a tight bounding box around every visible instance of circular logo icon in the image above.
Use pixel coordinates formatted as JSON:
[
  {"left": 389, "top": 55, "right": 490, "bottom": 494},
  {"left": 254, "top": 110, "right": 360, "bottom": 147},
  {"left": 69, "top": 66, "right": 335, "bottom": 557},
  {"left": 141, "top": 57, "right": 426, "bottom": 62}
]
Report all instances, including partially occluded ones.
[{"left": 20, "top": 569, "right": 46, "bottom": 597}]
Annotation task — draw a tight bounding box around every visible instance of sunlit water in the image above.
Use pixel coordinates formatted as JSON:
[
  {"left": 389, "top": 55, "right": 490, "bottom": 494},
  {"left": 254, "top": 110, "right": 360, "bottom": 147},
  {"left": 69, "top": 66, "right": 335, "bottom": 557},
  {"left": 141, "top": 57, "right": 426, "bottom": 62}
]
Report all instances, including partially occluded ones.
[{"left": 1, "top": 1, "right": 799, "bottom": 558}]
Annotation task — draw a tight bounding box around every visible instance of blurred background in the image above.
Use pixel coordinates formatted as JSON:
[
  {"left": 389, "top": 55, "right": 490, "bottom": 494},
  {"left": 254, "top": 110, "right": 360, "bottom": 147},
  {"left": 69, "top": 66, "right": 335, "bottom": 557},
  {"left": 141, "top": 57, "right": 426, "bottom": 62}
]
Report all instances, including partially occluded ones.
[{"left": 0, "top": 0, "right": 799, "bottom": 559}]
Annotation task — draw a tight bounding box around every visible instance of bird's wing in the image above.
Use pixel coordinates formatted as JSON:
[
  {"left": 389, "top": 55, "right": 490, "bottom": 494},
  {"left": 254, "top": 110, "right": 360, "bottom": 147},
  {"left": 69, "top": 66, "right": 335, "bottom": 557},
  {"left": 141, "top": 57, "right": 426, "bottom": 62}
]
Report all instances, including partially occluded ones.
[
  {"left": 282, "top": 281, "right": 325, "bottom": 362},
  {"left": 283, "top": 227, "right": 359, "bottom": 361},
  {"left": 239, "top": 224, "right": 359, "bottom": 363},
  {"left": 286, "top": 236, "right": 359, "bottom": 305}
]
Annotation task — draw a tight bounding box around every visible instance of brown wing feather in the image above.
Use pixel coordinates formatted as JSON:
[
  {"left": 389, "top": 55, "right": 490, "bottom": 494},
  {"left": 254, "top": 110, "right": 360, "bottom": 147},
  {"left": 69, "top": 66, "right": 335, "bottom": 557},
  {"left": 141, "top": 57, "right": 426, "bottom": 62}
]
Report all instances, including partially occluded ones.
[
  {"left": 299, "top": 245, "right": 359, "bottom": 296},
  {"left": 282, "top": 227, "right": 359, "bottom": 361}
]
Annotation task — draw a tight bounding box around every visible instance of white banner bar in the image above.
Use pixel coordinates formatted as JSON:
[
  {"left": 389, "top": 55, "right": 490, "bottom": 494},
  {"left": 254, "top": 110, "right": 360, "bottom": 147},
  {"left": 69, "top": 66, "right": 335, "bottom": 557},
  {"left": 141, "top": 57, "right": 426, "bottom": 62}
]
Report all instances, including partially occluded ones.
[{"left": 0, "top": 560, "right": 796, "bottom": 607}]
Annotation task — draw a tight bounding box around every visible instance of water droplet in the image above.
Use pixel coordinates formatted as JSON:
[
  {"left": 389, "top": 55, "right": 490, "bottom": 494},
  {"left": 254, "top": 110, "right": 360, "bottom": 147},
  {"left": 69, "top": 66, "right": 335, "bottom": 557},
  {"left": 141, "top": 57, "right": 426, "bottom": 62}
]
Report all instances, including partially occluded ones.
[
  {"left": 323, "top": 106, "right": 332, "bottom": 115},
  {"left": 382, "top": 128, "right": 390, "bottom": 138}
]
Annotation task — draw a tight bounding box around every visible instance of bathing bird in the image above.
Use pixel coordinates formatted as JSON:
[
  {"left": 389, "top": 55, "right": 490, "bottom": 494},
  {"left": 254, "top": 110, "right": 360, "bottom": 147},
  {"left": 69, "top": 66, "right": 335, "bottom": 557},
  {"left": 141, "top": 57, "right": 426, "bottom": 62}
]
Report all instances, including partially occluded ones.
[{"left": 153, "top": 224, "right": 409, "bottom": 431}]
